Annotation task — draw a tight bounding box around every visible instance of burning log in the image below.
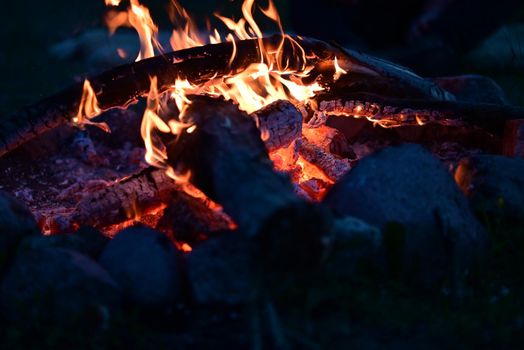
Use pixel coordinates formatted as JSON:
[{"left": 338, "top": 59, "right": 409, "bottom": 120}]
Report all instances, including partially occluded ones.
[
  {"left": 39, "top": 100, "right": 303, "bottom": 234},
  {"left": 163, "top": 96, "right": 332, "bottom": 272},
  {"left": 302, "top": 124, "right": 353, "bottom": 158},
  {"left": 0, "top": 35, "right": 454, "bottom": 157},
  {"left": 41, "top": 167, "right": 176, "bottom": 233},
  {"left": 250, "top": 100, "right": 303, "bottom": 152},
  {"left": 297, "top": 138, "right": 352, "bottom": 182},
  {"left": 315, "top": 92, "right": 524, "bottom": 134},
  {"left": 156, "top": 191, "right": 233, "bottom": 245}
]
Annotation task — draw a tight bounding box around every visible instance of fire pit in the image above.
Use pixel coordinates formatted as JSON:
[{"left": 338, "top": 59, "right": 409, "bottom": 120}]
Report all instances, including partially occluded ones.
[{"left": 1, "top": 0, "right": 524, "bottom": 348}]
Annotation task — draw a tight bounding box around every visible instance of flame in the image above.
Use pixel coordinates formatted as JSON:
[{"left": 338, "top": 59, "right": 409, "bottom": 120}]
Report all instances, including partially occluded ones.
[
  {"left": 176, "top": 242, "right": 193, "bottom": 252},
  {"left": 169, "top": 0, "right": 206, "bottom": 50},
  {"left": 74, "top": 79, "right": 109, "bottom": 132},
  {"left": 105, "top": 0, "right": 161, "bottom": 61},
  {"left": 103, "top": 0, "right": 333, "bottom": 201},
  {"left": 141, "top": 76, "right": 193, "bottom": 183},
  {"left": 333, "top": 56, "right": 348, "bottom": 81}
]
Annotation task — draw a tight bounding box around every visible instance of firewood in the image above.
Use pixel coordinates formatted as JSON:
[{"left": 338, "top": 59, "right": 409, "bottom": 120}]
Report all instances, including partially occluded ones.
[
  {"left": 297, "top": 138, "right": 351, "bottom": 182},
  {"left": 250, "top": 100, "right": 303, "bottom": 152},
  {"left": 315, "top": 92, "right": 524, "bottom": 135},
  {"left": 38, "top": 100, "right": 302, "bottom": 233},
  {"left": 0, "top": 35, "right": 452, "bottom": 157},
  {"left": 156, "top": 190, "right": 233, "bottom": 245},
  {"left": 40, "top": 167, "right": 176, "bottom": 233},
  {"left": 302, "top": 124, "right": 353, "bottom": 158},
  {"left": 163, "top": 96, "right": 332, "bottom": 273}
]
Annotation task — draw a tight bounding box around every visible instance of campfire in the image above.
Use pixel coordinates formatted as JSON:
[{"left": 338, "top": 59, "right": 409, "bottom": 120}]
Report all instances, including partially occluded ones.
[
  {"left": 1, "top": 0, "right": 520, "bottom": 242},
  {"left": 1, "top": 0, "right": 524, "bottom": 347}
]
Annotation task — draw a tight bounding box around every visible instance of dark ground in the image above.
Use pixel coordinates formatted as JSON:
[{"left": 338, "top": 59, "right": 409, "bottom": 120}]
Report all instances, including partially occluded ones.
[{"left": 1, "top": 1, "right": 524, "bottom": 349}]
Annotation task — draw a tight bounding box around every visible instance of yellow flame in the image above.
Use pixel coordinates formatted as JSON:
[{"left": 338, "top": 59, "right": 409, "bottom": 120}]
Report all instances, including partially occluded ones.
[
  {"left": 105, "top": 0, "right": 160, "bottom": 61},
  {"left": 333, "top": 56, "right": 348, "bottom": 81},
  {"left": 74, "top": 79, "right": 109, "bottom": 132},
  {"left": 104, "top": 1, "right": 328, "bottom": 187}
]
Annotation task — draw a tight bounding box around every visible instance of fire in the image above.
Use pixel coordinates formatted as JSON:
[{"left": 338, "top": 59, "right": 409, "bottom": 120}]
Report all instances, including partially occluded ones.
[
  {"left": 116, "top": 0, "right": 326, "bottom": 184},
  {"left": 74, "top": 79, "right": 109, "bottom": 132},
  {"left": 105, "top": 0, "right": 161, "bottom": 61},
  {"left": 100, "top": 0, "right": 340, "bottom": 200},
  {"left": 333, "top": 56, "right": 348, "bottom": 81}
]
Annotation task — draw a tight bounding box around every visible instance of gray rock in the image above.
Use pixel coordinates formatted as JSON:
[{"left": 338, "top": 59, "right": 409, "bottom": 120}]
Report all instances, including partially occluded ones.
[
  {"left": 20, "top": 226, "right": 109, "bottom": 260},
  {"left": 99, "top": 226, "right": 179, "bottom": 308},
  {"left": 323, "top": 217, "right": 382, "bottom": 279},
  {"left": 455, "top": 155, "right": 524, "bottom": 221},
  {"left": 324, "top": 144, "right": 486, "bottom": 287},
  {"left": 0, "top": 191, "right": 39, "bottom": 270},
  {"left": 0, "top": 246, "right": 121, "bottom": 330},
  {"left": 186, "top": 232, "right": 255, "bottom": 304},
  {"left": 433, "top": 75, "right": 509, "bottom": 105}
]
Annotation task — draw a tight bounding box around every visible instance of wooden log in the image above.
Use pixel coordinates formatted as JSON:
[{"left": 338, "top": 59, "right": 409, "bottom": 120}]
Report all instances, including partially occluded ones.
[
  {"left": 302, "top": 124, "right": 353, "bottom": 158},
  {"left": 0, "top": 35, "right": 453, "bottom": 157},
  {"left": 297, "top": 138, "right": 352, "bottom": 182},
  {"left": 156, "top": 190, "right": 233, "bottom": 245},
  {"left": 40, "top": 167, "right": 176, "bottom": 233},
  {"left": 315, "top": 92, "right": 524, "bottom": 135},
  {"left": 250, "top": 100, "right": 303, "bottom": 152}
]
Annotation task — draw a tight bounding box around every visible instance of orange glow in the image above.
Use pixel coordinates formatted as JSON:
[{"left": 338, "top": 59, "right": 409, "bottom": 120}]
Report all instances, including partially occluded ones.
[
  {"left": 176, "top": 242, "right": 193, "bottom": 252},
  {"left": 74, "top": 79, "right": 109, "bottom": 132},
  {"left": 105, "top": 0, "right": 160, "bottom": 61},
  {"left": 100, "top": 1, "right": 342, "bottom": 200},
  {"left": 333, "top": 56, "right": 348, "bottom": 81}
]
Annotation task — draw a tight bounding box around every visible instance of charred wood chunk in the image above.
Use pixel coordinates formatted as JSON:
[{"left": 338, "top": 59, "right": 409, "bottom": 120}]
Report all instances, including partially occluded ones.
[
  {"left": 315, "top": 91, "right": 524, "bottom": 134},
  {"left": 250, "top": 100, "right": 303, "bottom": 152},
  {"left": 302, "top": 124, "right": 354, "bottom": 158},
  {"left": 298, "top": 137, "right": 351, "bottom": 182},
  {"left": 65, "top": 167, "right": 177, "bottom": 230},
  {"left": 156, "top": 191, "right": 233, "bottom": 245}
]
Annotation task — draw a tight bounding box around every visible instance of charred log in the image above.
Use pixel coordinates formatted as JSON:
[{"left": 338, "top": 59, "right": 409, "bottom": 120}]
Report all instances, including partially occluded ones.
[
  {"left": 41, "top": 167, "right": 176, "bottom": 233},
  {"left": 297, "top": 138, "right": 352, "bottom": 182},
  {"left": 315, "top": 92, "right": 524, "bottom": 134},
  {"left": 0, "top": 35, "right": 452, "bottom": 157},
  {"left": 250, "top": 100, "right": 303, "bottom": 152},
  {"left": 156, "top": 191, "right": 233, "bottom": 245},
  {"left": 302, "top": 124, "right": 353, "bottom": 158}
]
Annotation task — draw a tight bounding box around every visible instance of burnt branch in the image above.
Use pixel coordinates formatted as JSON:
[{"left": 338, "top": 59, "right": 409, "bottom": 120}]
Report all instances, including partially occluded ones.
[
  {"left": 251, "top": 100, "right": 303, "bottom": 152},
  {"left": 41, "top": 167, "right": 177, "bottom": 232},
  {"left": 0, "top": 35, "right": 453, "bottom": 157},
  {"left": 316, "top": 92, "right": 524, "bottom": 134},
  {"left": 298, "top": 138, "right": 351, "bottom": 182}
]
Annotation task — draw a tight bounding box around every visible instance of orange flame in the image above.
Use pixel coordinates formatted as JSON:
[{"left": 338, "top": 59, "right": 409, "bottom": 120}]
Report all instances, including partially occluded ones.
[
  {"left": 105, "top": 0, "right": 161, "bottom": 61},
  {"left": 74, "top": 79, "right": 109, "bottom": 132},
  {"left": 333, "top": 56, "right": 348, "bottom": 81}
]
